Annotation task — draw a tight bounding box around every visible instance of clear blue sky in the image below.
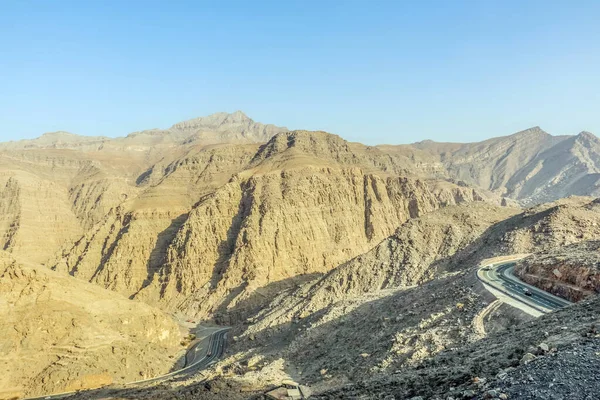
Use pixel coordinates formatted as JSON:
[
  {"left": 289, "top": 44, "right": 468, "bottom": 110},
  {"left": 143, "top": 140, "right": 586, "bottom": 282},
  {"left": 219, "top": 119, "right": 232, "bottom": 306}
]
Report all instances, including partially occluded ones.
[{"left": 1, "top": 0, "right": 600, "bottom": 145}]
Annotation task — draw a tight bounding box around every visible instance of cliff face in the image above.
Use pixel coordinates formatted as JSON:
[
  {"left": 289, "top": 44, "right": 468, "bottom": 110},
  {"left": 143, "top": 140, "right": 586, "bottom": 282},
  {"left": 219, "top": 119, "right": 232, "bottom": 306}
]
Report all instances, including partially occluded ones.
[
  {"left": 239, "top": 197, "right": 600, "bottom": 340},
  {"left": 514, "top": 240, "right": 600, "bottom": 302},
  {"left": 0, "top": 252, "right": 182, "bottom": 398},
  {"left": 0, "top": 172, "right": 82, "bottom": 264},
  {"left": 139, "top": 167, "right": 492, "bottom": 320},
  {"left": 240, "top": 203, "right": 521, "bottom": 331}
]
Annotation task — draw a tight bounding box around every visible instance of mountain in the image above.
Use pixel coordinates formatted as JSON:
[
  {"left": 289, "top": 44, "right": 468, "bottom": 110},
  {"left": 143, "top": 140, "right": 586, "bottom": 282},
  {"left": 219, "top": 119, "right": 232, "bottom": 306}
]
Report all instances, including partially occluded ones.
[
  {"left": 394, "top": 127, "right": 600, "bottom": 205},
  {"left": 208, "top": 197, "right": 600, "bottom": 394},
  {"left": 49, "top": 130, "right": 498, "bottom": 322},
  {"left": 1, "top": 111, "right": 288, "bottom": 152},
  {"left": 3, "top": 113, "right": 600, "bottom": 398},
  {"left": 0, "top": 131, "right": 111, "bottom": 150},
  {"left": 56, "top": 198, "right": 600, "bottom": 400}
]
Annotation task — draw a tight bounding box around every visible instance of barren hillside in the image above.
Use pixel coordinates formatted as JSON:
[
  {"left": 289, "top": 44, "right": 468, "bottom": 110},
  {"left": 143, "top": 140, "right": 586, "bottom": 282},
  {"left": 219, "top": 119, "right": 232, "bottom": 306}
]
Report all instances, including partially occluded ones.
[
  {"left": 391, "top": 127, "right": 600, "bottom": 205},
  {"left": 39, "top": 128, "right": 497, "bottom": 322},
  {"left": 55, "top": 199, "right": 600, "bottom": 400},
  {"left": 207, "top": 198, "right": 600, "bottom": 392},
  {"left": 3, "top": 112, "right": 600, "bottom": 399},
  {"left": 0, "top": 252, "right": 183, "bottom": 399}
]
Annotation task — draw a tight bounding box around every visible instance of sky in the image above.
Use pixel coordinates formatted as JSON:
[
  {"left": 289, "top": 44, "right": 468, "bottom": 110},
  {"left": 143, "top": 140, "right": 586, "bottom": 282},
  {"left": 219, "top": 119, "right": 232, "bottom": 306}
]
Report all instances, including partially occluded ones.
[{"left": 1, "top": 0, "right": 600, "bottom": 145}]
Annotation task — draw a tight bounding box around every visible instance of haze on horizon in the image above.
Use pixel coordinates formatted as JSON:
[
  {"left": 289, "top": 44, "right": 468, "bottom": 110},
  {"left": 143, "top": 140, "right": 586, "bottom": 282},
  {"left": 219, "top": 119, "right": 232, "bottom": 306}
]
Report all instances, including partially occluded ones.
[{"left": 1, "top": 0, "right": 599, "bottom": 145}]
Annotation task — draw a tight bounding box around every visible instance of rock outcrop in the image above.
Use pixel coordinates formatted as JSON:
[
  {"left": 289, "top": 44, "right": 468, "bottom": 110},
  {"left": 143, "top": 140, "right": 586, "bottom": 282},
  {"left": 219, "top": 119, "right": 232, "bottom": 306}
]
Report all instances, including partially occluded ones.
[
  {"left": 514, "top": 240, "right": 600, "bottom": 301},
  {"left": 215, "top": 198, "right": 600, "bottom": 387}
]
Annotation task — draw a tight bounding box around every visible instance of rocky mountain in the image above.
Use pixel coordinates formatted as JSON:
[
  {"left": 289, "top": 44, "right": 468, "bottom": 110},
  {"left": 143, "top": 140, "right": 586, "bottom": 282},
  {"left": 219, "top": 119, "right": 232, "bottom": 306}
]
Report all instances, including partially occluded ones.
[
  {"left": 58, "top": 198, "right": 600, "bottom": 400},
  {"left": 1, "top": 111, "right": 288, "bottom": 152},
  {"left": 0, "top": 131, "right": 111, "bottom": 150},
  {"left": 312, "top": 294, "right": 600, "bottom": 400},
  {"left": 0, "top": 252, "right": 183, "bottom": 399},
  {"left": 390, "top": 127, "right": 600, "bottom": 205},
  {"left": 50, "top": 130, "right": 497, "bottom": 322},
  {"left": 206, "top": 197, "right": 600, "bottom": 392},
  {"left": 4, "top": 112, "right": 600, "bottom": 398}
]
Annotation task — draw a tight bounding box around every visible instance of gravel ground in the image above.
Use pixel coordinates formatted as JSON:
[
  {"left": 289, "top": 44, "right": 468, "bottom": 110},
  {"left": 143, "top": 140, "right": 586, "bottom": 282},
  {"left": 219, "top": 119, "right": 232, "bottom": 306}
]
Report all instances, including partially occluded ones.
[
  {"left": 313, "top": 296, "right": 600, "bottom": 400},
  {"left": 475, "top": 338, "right": 600, "bottom": 400}
]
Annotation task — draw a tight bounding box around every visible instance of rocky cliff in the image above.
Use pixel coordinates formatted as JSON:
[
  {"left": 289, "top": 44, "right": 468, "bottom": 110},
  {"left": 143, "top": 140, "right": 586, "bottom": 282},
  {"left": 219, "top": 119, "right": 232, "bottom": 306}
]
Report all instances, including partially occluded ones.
[
  {"left": 133, "top": 131, "right": 497, "bottom": 320},
  {"left": 46, "top": 129, "right": 497, "bottom": 321}
]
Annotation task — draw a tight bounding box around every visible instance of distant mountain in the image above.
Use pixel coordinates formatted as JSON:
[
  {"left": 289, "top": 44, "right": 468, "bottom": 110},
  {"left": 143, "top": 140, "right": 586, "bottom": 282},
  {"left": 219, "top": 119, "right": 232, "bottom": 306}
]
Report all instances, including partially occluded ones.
[
  {"left": 1, "top": 111, "right": 288, "bottom": 151},
  {"left": 0, "top": 131, "right": 111, "bottom": 150},
  {"left": 390, "top": 127, "right": 600, "bottom": 205},
  {"left": 172, "top": 110, "right": 288, "bottom": 143}
]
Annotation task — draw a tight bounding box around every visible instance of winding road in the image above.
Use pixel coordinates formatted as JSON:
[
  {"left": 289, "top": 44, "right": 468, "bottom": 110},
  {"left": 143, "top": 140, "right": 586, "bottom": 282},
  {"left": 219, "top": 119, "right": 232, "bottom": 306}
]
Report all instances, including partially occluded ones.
[
  {"left": 26, "top": 327, "right": 230, "bottom": 400},
  {"left": 477, "top": 259, "right": 572, "bottom": 316}
]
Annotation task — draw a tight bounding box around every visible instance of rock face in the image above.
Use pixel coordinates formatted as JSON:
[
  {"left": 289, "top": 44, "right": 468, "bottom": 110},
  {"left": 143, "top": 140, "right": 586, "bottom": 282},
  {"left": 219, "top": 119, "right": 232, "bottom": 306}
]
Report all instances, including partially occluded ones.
[
  {"left": 514, "top": 240, "right": 600, "bottom": 302},
  {"left": 5, "top": 113, "right": 600, "bottom": 327},
  {"left": 0, "top": 172, "right": 83, "bottom": 264},
  {"left": 242, "top": 203, "right": 520, "bottom": 330},
  {"left": 38, "top": 128, "right": 497, "bottom": 322},
  {"left": 0, "top": 252, "right": 182, "bottom": 398},
  {"left": 146, "top": 168, "right": 491, "bottom": 320},
  {"left": 395, "top": 127, "right": 600, "bottom": 205}
]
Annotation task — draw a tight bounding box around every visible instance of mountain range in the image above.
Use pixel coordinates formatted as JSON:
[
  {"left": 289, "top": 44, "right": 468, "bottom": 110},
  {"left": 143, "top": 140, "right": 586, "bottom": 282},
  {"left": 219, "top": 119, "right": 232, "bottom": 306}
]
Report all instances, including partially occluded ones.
[{"left": 2, "top": 111, "right": 600, "bottom": 397}]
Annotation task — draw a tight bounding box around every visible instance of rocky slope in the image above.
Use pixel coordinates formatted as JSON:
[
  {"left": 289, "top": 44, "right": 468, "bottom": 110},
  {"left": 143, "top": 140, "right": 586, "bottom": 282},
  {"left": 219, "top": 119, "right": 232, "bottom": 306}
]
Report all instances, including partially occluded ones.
[
  {"left": 205, "top": 197, "right": 600, "bottom": 393},
  {"left": 0, "top": 252, "right": 183, "bottom": 399},
  {"left": 135, "top": 131, "right": 497, "bottom": 319},
  {"left": 395, "top": 127, "right": 600, "bottom": 205},
  {"left": 238, "top": 203, "right": 520, "bottom": 331},
  {"left": 47, "top": 129, "right": 497, "bottom": 321},
  {"left": 56, "top": 199, "right": 600, "bottom": 400},
  {"left": 0, "top": 171, "right": 83, "bottom": 264},
  {"left": 515, "top": 240, "right": 600, "bottom": 302},
  {"left": 57, "top": 286, "right": 600, "bottom": 400},
  {"left": 313, "top": 291, "right": 600, "bottom": 400},
  {"left": 3, "top": 113, "right": 600, "bottom": 399}
]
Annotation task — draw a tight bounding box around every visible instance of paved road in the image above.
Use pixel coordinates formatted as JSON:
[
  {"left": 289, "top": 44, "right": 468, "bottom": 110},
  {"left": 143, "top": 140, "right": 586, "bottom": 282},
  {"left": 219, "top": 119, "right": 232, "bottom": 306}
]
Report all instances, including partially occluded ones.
[
  {"left": 26, "top": 327, "right": 230, "bottom": 400},
  {"left": 477, "top": 260, "right": 572, "bottom": 314}
]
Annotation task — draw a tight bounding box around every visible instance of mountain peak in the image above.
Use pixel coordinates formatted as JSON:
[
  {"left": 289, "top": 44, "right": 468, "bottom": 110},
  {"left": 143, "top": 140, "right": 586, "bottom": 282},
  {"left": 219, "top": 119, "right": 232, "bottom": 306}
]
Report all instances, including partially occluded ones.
[
  {"left": 577, "top": 130, "right": 596, "bottom": 138},
  {"left": 575, "top": 130, "right": 600, "bottom": 144},
  {"left": 40, "top": 131, "right": 80, "bottom": 138},
  {"left": 511, "top": 126, "right": 549, "bottom": 138},
  {"left": 171, "top": 111, "right": 255, "bottom": 131},
  {"left": 230, "top": 110, "right": 249, "bottom": 118}
]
